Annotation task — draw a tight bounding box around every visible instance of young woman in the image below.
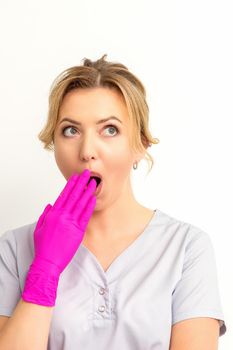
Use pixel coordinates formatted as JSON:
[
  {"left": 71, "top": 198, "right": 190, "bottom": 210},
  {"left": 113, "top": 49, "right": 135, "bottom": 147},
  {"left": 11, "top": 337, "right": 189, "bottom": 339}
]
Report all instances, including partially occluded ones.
[{"left": 0, "top": 55, "right": 226, "bottom": 349}]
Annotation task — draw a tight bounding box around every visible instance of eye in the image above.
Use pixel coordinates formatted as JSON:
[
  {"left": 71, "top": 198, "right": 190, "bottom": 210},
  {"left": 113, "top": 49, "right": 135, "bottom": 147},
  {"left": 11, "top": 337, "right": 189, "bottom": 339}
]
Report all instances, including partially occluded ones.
[
  {"left": 103, "top": 125, "right": 119, "bottom": 136},
  {"left": 62, "top": 125, "right": 77, "bottom": 137},
  {"left": 61, "top": 124, "right": 119, "bottom": 137}
]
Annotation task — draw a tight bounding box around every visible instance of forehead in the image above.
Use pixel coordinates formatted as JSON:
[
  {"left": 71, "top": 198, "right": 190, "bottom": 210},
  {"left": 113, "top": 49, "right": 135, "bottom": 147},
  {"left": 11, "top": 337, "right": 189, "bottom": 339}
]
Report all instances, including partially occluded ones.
[{"left": 60, "top": 87, "right": 128, "bottom": 116}]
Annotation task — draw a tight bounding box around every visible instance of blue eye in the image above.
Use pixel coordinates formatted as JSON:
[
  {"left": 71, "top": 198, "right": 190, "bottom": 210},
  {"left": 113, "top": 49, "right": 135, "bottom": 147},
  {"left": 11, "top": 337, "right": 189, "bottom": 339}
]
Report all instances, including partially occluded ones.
[
  {"left": 104, "top": 125, "right": 119, "bottom": 136},
  {"left": 61, "top": 124, "right": 119, "bottom": 137},
  {"left": 62, "top": 126, "right": 77, "bottom": 136}
]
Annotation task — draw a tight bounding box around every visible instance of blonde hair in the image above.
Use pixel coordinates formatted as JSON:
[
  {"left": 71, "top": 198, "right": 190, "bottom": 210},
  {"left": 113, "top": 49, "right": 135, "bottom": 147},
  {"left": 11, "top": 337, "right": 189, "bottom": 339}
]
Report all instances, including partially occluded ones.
[{"left": 38, "top": 54, "right": 159, "bottom": 174}]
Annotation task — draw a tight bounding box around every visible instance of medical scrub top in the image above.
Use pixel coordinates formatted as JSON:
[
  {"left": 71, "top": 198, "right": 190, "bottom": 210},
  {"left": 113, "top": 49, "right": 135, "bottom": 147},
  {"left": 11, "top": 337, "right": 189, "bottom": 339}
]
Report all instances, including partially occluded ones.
[{"left": 0, "top": 209, "right": 227, "bottom": 349}]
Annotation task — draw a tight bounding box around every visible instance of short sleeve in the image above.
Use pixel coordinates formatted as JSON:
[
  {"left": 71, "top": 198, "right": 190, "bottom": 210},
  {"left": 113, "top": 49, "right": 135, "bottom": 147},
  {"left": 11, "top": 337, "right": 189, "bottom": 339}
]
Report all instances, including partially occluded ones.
[
  {"left": 172, "top": 230, "right": 227, "bottom": 337},
  {"left": 0, "top": 230, "right": 21, "bottom": 316}
]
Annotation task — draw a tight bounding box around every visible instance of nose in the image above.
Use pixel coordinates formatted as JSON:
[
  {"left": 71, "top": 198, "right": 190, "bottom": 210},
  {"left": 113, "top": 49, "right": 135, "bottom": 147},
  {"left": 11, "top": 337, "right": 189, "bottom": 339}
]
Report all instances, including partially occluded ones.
[{"left": 79, "top": 134, "right": 97, "bottom": 163}]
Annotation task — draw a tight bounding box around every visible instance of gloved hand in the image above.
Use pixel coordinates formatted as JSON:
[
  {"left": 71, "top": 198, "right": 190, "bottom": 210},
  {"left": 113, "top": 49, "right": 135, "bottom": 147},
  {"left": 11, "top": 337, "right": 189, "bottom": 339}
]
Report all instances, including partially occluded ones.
[{"left": 22, "top": 169, "right": 97, "bottom": 307}]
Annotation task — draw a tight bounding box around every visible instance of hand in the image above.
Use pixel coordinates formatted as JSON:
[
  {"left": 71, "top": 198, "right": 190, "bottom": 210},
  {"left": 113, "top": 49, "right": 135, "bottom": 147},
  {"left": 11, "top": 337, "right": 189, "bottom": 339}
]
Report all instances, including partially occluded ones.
[
  {"left": 22, "top": 169, "right": 97, "bottom": 306},
  {"left": 33, "top": 169, "right": 97, "bottom": 274}
]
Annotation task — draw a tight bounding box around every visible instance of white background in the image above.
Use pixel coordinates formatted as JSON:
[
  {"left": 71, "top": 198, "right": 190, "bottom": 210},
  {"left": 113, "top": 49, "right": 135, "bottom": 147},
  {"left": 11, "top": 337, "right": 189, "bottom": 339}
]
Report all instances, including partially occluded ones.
[{"left": 0, "top": 0, "right": 232, "bottom": 348}]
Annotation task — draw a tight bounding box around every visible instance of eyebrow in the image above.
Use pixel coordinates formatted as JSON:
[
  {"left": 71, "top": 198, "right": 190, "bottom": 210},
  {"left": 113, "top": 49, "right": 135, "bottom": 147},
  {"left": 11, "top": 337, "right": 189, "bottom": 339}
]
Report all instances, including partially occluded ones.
[{"left": 59, "top": 116, "right": 122, "bottom": 125}]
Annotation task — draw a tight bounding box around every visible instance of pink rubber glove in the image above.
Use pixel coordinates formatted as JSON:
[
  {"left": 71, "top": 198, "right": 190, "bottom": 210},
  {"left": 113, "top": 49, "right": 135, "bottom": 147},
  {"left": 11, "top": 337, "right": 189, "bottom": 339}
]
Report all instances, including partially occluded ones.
[{"left": 22, "top": 169, "right": 97, "bottom": 307}]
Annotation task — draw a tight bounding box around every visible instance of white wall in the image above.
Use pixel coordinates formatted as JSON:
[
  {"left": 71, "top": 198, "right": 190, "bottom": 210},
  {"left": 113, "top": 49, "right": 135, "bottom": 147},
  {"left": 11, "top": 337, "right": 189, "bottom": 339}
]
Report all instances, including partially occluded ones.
[{"left": 0, "top": 0, "right": 232, "bottom": 347}]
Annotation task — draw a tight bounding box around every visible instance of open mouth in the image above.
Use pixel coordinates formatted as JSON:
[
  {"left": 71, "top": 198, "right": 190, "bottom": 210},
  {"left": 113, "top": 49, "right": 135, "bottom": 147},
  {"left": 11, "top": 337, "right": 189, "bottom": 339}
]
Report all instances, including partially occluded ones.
[{"left": 85, "top": 176, "right": 102, "bottom": 189}]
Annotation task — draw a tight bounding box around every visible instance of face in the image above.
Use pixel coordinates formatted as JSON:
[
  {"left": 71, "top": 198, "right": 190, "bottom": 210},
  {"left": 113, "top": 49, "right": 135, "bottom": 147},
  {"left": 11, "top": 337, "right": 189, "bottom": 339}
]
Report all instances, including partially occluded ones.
[{"left": 53, "top": 87, "right": 143, "bottom": 208}]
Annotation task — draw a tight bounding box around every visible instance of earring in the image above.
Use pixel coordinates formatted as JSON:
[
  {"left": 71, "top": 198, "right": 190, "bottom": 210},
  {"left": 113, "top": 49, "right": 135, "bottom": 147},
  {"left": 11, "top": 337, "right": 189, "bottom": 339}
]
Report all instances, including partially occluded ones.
[{"left": 133, "top": 162, "right": 138, "bottom": 170}]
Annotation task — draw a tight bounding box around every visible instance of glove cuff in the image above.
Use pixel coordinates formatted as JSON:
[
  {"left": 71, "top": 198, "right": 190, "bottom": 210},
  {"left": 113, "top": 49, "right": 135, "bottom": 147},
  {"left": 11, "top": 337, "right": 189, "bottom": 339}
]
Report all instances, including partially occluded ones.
[{"left": 22, "top": 257, "right": 60, "bottom": 307}]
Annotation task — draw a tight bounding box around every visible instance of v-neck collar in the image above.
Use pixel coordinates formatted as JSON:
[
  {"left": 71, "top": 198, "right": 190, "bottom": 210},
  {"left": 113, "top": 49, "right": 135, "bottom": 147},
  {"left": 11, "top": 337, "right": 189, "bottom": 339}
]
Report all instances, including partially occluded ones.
[{"left": 73, "top": 209, "right": 161, "bottom": 285}]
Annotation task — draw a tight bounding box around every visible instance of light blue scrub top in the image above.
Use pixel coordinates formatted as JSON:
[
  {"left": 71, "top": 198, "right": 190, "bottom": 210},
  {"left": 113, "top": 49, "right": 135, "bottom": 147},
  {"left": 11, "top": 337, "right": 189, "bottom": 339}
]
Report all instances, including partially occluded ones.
[{"left": 0, "top": 209, "right": 227, "bottom": 349}]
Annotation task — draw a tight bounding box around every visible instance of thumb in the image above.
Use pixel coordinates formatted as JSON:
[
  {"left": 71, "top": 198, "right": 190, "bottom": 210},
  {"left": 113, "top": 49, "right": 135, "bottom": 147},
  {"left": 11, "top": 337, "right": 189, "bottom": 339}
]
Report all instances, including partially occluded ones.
[{"left": 35, "top": 204, "right": 52, "bottom": 231}]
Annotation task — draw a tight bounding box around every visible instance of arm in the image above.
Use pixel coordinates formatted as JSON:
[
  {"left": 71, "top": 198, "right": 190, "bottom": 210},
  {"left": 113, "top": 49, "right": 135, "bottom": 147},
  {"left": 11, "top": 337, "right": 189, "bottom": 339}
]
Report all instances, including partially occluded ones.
[
  {"left": 0, "top": 299, "right": 53, "bottom": 350},
  {"left": 0, "top": 170, "right": 96, "bottom": 349},
  {"left": 169, "top": 317, "right": 220, "bottom": 350},
  {"left": 171, "top": 229, "right": 226, "bottom": 346}
]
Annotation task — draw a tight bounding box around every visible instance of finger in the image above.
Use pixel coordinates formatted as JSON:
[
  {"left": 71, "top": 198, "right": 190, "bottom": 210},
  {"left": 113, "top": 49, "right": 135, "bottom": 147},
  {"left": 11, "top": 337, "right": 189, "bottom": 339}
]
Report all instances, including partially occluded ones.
[
  {"left": 53, "top": 173, "right": 79, "bottom": 210},
  {"left": 34, "top": 204, "right": 52, "bottom": 245},
  {"left": 71, "top": 178, "right": 97, "bottom": 216},
  {"left": 65, "top": 170, "right": 92, "bottom": 212},
  {"left": 35, "top": 204, "right": 52, "bottom": 231},
  {"left": 79, "top": 195, "right": 97, "bottom": 232}
]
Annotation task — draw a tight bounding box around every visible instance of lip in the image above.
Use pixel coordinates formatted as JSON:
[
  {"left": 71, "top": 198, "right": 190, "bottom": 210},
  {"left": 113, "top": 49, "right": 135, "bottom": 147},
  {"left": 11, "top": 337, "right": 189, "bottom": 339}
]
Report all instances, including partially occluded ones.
[{"left": 88, "top": 171, "right": 103, "bottom": 182}]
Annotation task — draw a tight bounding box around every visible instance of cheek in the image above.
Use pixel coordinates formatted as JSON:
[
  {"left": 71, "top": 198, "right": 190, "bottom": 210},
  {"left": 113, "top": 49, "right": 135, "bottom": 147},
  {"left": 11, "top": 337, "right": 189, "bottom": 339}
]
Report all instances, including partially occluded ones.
[
  {"left": 54, "top": 147, "right": 73, "bottom": 179},
  {"left": 107, "top": 150, "right": 133, "bottom": 178}
]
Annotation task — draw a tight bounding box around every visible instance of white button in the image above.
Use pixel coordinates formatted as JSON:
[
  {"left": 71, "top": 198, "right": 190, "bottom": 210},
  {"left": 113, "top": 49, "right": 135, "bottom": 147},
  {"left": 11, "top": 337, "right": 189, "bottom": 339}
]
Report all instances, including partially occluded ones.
[
  {"left": 99, "top": 287, "right": 105, "bottom": 295},
  {"left": 98, "top": 305, "right": 105, "bottom": 312}
]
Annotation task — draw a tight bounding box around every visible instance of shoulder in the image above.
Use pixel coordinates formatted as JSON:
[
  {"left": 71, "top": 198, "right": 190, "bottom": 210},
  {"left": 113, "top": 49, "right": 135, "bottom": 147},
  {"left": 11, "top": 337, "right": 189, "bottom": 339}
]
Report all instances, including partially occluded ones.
[
  {"left": 0, "top": 221, "right": 37, "bottom": 258},
  {"left": 155, "top": 209, "right": 211, "bottom": 249},
  {"left": 154, "top": 209, "right": 218, "bottom": 283}
]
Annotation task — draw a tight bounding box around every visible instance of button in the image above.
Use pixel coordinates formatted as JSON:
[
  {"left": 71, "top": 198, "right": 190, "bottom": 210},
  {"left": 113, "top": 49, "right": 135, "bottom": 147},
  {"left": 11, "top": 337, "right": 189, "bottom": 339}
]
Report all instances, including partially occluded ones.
[
  {"left": 99, "top": 287, "right": 105, "bottom": 295},
  {"left": 98, "top": 305, "right": 105, "bottom": 313}
]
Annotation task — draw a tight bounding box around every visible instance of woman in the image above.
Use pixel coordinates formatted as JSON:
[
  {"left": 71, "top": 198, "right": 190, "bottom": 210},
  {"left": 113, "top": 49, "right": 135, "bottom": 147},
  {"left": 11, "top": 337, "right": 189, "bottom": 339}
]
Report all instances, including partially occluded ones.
[{"left": 0, "top": 55, "right": 226, "bottom": 349}]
